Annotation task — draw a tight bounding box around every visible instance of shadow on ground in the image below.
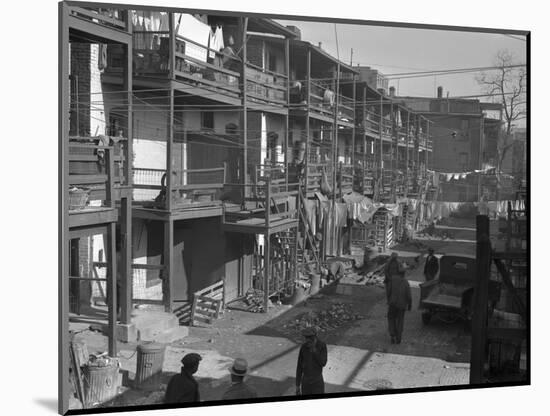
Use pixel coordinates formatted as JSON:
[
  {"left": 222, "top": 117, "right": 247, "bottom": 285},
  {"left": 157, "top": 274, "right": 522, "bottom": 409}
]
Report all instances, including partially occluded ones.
[{"left": 99, "top": 371, "right": 363, "bottom": 410}]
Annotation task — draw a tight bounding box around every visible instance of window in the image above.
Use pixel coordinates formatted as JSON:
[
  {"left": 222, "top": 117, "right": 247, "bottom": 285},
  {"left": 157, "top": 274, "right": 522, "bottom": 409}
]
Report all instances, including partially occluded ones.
[
  {"left": 459, "top": 152, "right": 469, "bottom": 171},
  {"left": 201, "top": 111, "right": 214, "bottom": 130},
  {"left": 460, "top": 119, "right": 470, "bottom": 140},
  {"left": 268, "top": 52, "right": 277, "bottom": 72}
]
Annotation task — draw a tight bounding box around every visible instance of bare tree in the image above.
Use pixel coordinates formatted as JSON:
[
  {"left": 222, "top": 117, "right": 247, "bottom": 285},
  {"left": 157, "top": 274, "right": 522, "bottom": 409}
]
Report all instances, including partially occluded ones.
[{"left": 477, "top": 49, "right": 526, "bottom": 196}]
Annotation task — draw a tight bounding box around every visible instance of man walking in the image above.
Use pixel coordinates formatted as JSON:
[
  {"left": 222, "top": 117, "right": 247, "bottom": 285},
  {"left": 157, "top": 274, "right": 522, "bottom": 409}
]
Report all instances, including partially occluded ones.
[
  {"left": 424, "top": 248, "right": 439, "bottom": 282},
  {"left": 296, "top": 327, "right": 327, "bottom": 396},
  {"left": 387, "top": 271, "right": 412, "bottom": 344},
  {"left": 222, "top": 358, "right": 258, "bottom": 400},
  {"left": 384, "top": 252, "right": 405, "bottom": 300},
  {"left": 164, "top": 353, "right": 202, "bottom": 404}
]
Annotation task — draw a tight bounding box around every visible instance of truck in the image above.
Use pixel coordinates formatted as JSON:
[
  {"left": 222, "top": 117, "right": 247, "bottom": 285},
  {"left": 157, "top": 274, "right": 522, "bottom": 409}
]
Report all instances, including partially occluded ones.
[{"left": 419, "top": 253, "right": 500, "bottom": 325}]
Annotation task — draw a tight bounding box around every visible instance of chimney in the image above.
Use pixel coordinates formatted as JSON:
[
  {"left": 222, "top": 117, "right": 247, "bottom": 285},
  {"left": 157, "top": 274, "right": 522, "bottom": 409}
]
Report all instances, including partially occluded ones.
[
  {"left": 318, "top": 42, "right": 322, "bottom": 49},
  {"left": 389, "top": 86, "right": 395, "bottom": 97},
  {"left": 437, "top": 86, "right": 443, "bottom": 98},
  {"left": 286, "top": 25, "right": 301, "bottom": 40}
]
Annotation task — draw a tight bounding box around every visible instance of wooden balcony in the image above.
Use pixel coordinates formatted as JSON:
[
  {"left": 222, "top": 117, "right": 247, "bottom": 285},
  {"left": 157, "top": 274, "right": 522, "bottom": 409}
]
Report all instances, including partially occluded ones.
[
  {"left": 293, "top": 78, "right": 354, "bottom": 125},
  {"left": 131, "top": 29, "right": 290, "bottom": 109},
  {"left": 132, "top": 165, "right": 227, "bottom": 220},
  {"left": 67, "top": 5, "right": 129, "bottom": 33},
  {"left": 68, "top": 140, "right": 127, "bottom": 228},
  {"left": 222, "top": 165, "right": 299, "bottom": 235},
  {"left": 245, "top": 64, "right": 288, "bottom": 111},
  {"left": 338, "top": 163, "right": 354, "bottom": 196},
  {"left": 305, "top": 162, "right": 332, "bottom": 196}
]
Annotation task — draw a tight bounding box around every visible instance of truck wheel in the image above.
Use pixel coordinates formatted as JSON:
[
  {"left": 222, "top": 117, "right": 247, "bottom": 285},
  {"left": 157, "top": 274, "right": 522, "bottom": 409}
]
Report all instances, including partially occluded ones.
[{"left": 422, "top": 311, "right": 432, "bottom": 324}]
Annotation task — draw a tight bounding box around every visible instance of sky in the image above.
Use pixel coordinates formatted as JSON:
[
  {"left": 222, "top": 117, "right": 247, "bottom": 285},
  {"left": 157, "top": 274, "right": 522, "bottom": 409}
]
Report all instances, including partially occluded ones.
[{"left": 277, "top": 19, "right": 527, "bottom": 101}]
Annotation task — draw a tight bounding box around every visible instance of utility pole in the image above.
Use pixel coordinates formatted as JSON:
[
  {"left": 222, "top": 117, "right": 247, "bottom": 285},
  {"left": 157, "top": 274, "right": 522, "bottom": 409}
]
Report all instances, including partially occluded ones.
[{"left": 478, "top": 115, "right": 484, "bottom": 201}]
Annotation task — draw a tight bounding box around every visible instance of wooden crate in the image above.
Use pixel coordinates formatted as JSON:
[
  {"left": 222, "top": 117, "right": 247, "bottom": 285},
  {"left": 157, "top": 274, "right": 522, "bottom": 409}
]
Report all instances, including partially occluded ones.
[{"left": 190, "top": 279, "right": 224, "bottom": 326}]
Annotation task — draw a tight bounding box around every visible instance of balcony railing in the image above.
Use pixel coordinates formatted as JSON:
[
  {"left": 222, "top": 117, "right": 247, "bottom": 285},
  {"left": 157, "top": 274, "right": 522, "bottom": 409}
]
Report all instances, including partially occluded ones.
[
  {"left": 174, "top": 35, "right": 242, "bottom": 97},
  {"left": 338, "top": 163, "right": 354, "bottom": 195},
  {"left": 245, "top": 64, "right": 287, "bottom": 106},
  {"left": 337, "top": 95, "right": 355, "bottom": 124},
  {"left": 133, "top": 165, "right": 227, "bottom": 210},
  {"left": 309, "top": 79, "right": 335, "bottom": 118},
  {"left": 68, "top": 6, "right": 127, "bottom": 31},
  {"left": 68, "top": 141, "right": 125, "bottom": 210}
]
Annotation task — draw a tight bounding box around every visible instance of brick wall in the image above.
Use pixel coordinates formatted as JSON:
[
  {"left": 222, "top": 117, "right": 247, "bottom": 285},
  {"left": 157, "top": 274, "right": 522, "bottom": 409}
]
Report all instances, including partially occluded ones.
[
  {"left": 69, "top": 43, "right": 106, "bottom": 136},
  {"left": 70, "top": 43, "right": 91, "bottom": 135}
]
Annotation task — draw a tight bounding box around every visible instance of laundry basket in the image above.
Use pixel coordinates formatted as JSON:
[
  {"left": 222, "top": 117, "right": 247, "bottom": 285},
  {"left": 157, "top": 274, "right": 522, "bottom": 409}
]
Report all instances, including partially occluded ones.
[{"left": 69, "top": 187, "right": 90, "bottom": 210}]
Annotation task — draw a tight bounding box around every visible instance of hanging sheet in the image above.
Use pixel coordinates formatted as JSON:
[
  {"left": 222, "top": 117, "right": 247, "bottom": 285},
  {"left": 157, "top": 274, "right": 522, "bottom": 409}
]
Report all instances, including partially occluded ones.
[
  {"left": 303, "top": 199, "right": 317, "bottom": 236},
  {"left": 176, "top": 14, "right": 210, "bottom": 62},
  {"left": 209, "top": 26, "right": 225, "bottom": 59}
]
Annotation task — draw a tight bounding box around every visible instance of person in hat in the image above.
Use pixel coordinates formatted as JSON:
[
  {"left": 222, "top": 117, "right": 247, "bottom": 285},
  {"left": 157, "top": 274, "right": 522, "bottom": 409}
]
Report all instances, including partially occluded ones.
[
  {"left": 164, "top": 353, "right": 202, "bottom": 404},
  {"left": 386, "top": 269, "right": 412, "bottom": 344},
  {"left": 424, "top": 248, "right": 439, "bottom": 282},
  {"left": 222, "top": 358, "right": 258, "bottom": 400},
  {"left": 384, "top": 252, "right": 405, "bottom": 300},
  {"left": 296, "top": 327, "right": 327, "bottom": 396}
]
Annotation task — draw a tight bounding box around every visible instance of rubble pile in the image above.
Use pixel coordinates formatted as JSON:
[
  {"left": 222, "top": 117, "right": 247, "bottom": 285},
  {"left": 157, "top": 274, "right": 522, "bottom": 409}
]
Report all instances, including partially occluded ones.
[
  {"left": 244, "top": 289, "right": 266, "bottom": 313},
  {"left": 283, "top": 302, "right": 363, "bottom": 334}
]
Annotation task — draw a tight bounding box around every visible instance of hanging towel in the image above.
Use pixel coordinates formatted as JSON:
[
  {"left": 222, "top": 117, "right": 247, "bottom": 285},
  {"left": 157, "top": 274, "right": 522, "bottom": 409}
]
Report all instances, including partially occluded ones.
[
  {"left": 209, "top": 26, "right": 225, "bottom": 59},
  {"left": 323, "top": 89, "right": 335, "bottom": 107},
  {"left": 176, "top": 13, "right": 211, "bottom": 62},
  {"left": 336, "top": 203, "right": 348, "bottom": 227},
  {"left": 446, "top": 173, "right": 453, "bottom": 181},
  {"left": 303, "top": 199, "right": 317, "bottom": 236},
  {"left": 98, "top": 44, "right": 108, "bottom": 72}
]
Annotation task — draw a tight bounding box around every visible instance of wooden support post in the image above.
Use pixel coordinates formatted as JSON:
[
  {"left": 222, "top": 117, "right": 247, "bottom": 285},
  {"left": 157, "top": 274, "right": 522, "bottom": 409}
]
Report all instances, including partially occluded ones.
[
  {"left": 362, "top": 86, "right": 367, "bottom": 194},
  {"left": 169, "top": 13, "right": 175, "bottom": 79},
  {"left": 285, "top": 37, "right": 290, "bottom": 189},
  {"left": 60, "top": 3, "right": 71, "bottom": 413},
  {"left": 166, "top": 87, "right": 174, "bottom": 211},
  {"left": 405, "top": 111, "right": 410, "bottom": 198},
  {"left": 264, "top": 234, "right": 270, "bottom": 313},
  {"left": 120, "top": 21, "right": 133, "bottom": 325},
  {"left": 107, "top": 222, "right": 117, "bottom": 357},
  {"left": 378, "top": 94, "right": 383, "bottom": 201},
  {"left": 105, "top": 148, "right": 115, "bottom": 207},
  {"left": 332, "top": 64, "right": 340, "bottom": 255},
  {"left": 470, "top": 215, "right": 491, "bottom": 384},
  {"left": 120, "top": 197, "right": 132, "bottom": 324},
  {"left": 164, "top": 219, "right": 174, "bottom": 312},
  {"left": 351, "top": 75, "right": 356, "bottom": 170},
  {"left": 305, "top": 48, "right": 311, "bottom": 195},
  {"left": 241, "top": 18, "right": 249, "bottom": 198}
]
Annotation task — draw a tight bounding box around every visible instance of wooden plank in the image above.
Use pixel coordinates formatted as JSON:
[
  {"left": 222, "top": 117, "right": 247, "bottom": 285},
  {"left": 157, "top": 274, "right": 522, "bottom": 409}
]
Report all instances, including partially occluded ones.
[
  {"left": 69, "top": 174, "right": 108, "bottom": 184},
  {"left": 68, "top": 6, "right": 126, "bottom": 28},
  {"left": 173, "top": 68, "right": 241, "bottom": 94},
  {"left": 174, "top": 51, "right": 241, "bottom": 77},
  {"left": 68, "top": 209, "right": 118, "bottom": 229},
  {"left": 470, "top": 215, "right": 491, "bottom": 384},
  {"left": 107, "top": 222, "right": 117, "bottom": 357},
  {"left": 494, "top": 258, "right": 527, "bottom": 321},
  {"left": 164, "top": 219, "right": 174, "bottom": 312}
]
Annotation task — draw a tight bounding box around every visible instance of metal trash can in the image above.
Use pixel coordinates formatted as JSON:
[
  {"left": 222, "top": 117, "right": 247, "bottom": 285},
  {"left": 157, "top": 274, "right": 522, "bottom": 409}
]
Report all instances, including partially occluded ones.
[
  {"left": 135, "top": 342, "right": 166, "bottom": 391},
  {"left": 83, "top": 359, "right": 120, "bottom": 407}
]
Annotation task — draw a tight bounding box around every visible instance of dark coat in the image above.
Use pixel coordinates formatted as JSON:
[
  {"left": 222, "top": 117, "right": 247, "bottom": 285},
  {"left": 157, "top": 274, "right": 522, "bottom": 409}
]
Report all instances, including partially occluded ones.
[
  {"left": 424, "top": 255, "right": 439, "bottom": 278},
  {"left": 296, "top": 339, "right": 328, "bottom": 389},
  {"left": 387, "top": 275, "right": 412, "bottom": 311},
  {"left": 222, "top": 381, "right": 258, "bottom": 400},
  {"left": 384, "top": 258, "right": 404, "bottom": 285},
  {"left": 164, "top": 368, "right": 200, "bottom": 404}
]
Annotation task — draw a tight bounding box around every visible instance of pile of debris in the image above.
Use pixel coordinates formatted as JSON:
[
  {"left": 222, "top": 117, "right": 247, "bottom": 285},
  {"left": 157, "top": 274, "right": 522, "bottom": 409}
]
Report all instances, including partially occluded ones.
[
  {"left": 283, "top": 302, "right": 363, "bottom": 335},
  {"left": 244, "top": 288, "right": 266, "bottom": 313}
]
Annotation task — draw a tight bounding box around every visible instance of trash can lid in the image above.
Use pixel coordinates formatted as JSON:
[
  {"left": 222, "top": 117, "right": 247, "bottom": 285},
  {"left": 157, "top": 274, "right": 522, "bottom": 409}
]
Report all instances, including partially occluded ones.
[{"left": 137, "top": 342, "right": 165, "bottom": 353}]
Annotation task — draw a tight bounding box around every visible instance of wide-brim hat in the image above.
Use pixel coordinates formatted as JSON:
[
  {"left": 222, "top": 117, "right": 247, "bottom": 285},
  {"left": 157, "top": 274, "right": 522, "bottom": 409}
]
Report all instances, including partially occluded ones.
[{"left": 229, "top": 358, "right": 249, "bottom": 376}]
